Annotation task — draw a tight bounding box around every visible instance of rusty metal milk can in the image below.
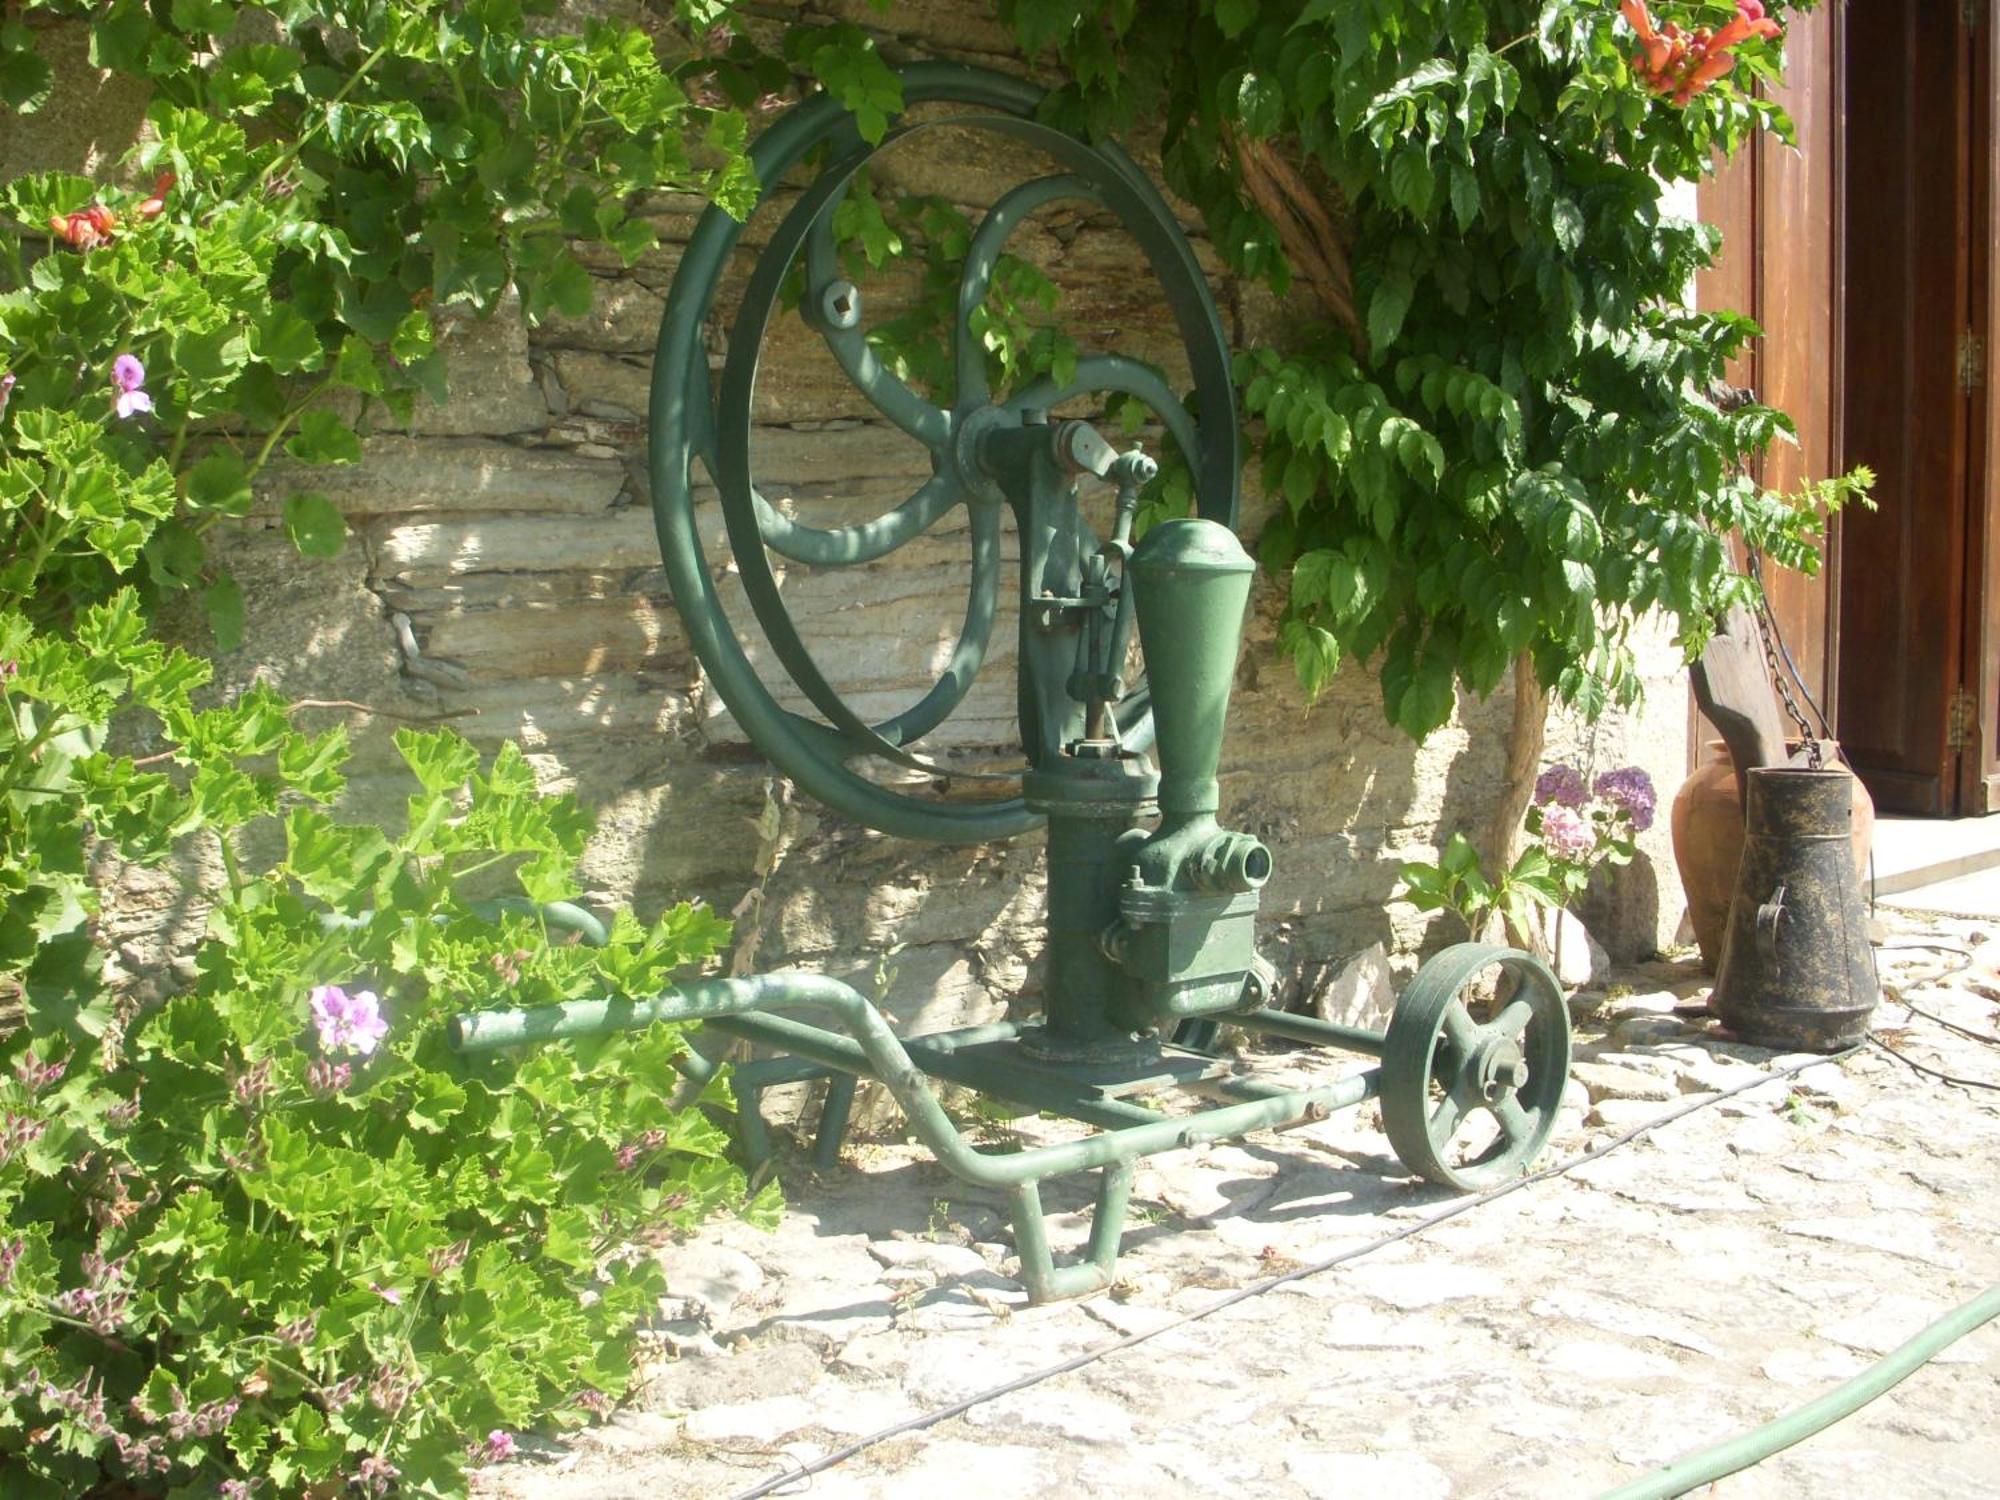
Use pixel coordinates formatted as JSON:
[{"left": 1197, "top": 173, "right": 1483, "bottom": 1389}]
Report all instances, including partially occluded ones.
[{"left": 1712, "top": 766, "right": 1879, "bottom": 1051}]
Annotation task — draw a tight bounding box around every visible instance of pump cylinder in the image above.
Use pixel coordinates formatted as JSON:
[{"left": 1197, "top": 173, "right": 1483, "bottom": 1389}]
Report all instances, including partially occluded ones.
[
  {"left": 1128, "top": 519, "right": 1255, "bottom": 817},
  {"left": 1021, "top": 752, "right": 1158, "bottom": 1061}
]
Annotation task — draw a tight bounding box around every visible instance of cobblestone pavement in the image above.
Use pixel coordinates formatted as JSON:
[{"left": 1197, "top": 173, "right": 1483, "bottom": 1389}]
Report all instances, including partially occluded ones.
[{"left": 484, "top": 915, "right": 2000, "bottom": 1499}]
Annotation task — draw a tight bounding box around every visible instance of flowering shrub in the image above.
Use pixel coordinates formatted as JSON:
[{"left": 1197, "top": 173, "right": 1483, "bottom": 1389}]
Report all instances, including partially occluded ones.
[
  {"left": 1526, "top": 761, "right": 1656, "bottom": 901},
  {"left": 0, "top": 710, "right": 767, "bottom": 1495},
  {"left": 1398, "top": 762, "right": 1656, "bottom": 949},
  {"left": 0, "top": 0, "right": 843, "bottom": 1492}
]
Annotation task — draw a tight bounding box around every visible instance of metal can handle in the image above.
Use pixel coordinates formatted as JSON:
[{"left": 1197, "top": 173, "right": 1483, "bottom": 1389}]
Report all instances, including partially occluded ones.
[{"left": 1755, "top": 884, "right": 1788, "bottom": 959}]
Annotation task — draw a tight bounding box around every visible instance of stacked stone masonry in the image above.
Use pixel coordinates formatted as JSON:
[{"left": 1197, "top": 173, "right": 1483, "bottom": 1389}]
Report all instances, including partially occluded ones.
[{"left": 13, "top": 1, "right": 1693, "bottom": 1028}]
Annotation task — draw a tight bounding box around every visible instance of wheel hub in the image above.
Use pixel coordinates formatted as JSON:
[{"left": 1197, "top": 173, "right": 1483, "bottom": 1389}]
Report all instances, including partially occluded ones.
[{"left": 1473, "top": 1034, "right": 1529, "bottom": 1103}]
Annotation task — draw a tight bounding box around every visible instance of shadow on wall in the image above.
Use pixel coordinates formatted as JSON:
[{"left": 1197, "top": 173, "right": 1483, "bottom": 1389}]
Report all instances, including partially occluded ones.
[{"left": 0, "top": 26, "right": 150, "bottom": 181}]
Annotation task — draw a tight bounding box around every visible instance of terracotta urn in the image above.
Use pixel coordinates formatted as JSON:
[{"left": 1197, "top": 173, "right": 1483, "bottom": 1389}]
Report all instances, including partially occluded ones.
[{"left": 1670, "top": 739, "right": 1874, "bottom": 971}]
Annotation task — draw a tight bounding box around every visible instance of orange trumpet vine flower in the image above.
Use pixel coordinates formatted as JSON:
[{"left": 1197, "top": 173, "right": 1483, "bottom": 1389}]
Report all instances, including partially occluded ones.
[{"left": 1622, "top": 0, "right": 1780, "bottom": 105}]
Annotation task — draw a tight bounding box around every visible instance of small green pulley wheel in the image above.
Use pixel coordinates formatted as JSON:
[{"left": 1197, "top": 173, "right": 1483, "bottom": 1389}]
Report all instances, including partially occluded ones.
[{"left": 1380, "top": 942, "right": 1572, "bottom": 1191}]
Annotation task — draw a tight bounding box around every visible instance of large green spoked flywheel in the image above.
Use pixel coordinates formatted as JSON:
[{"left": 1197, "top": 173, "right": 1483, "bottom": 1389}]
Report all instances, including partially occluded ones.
[
  {"left": 648, "top": 62, "right": 1239, "bottom": 846},
  {"left": 1380, "top": 942, "right": 1572, "bottom": 1191}
]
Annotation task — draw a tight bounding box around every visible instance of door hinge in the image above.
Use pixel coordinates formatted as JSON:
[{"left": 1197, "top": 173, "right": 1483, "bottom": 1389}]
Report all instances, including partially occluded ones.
[
  {"left": 1948, "top": 687, "right": 1980, "bottom": 752},
  {"left": 1960, "top": 331, "right": 1986, "bottom": 394}
]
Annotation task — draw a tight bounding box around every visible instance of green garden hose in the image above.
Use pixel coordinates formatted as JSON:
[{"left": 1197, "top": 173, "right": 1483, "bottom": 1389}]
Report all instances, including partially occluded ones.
[{"left": 1598, "top": 1281, "right": 2000, "bottom": 1499}]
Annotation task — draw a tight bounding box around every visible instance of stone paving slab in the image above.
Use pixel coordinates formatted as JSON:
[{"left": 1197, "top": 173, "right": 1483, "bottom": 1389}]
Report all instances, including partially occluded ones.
[{"left": 481, "top": 917, "right": 2000, "bottom": 1498}]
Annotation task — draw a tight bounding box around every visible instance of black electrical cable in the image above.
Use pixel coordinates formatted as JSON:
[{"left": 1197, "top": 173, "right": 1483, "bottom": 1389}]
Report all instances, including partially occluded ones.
[
  {"left": 1899, "top": 1002, "right": 2000, "bottom": 1048},
  {"left": 1872, "top": 941, "right": 2000, "bottom": 1047},
  {"left": 1874, "top": 940, "right": 1977, "bottom": 985},
  {"left": 1867, "top": 1034, "right": 2000, "bottom": 1093},
  {"left": 723, "top": 1046, "right": 1861, "bottom": 1500}
]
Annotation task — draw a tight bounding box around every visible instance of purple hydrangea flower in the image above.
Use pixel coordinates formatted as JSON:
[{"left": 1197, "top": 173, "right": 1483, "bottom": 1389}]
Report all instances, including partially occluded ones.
[
  {"left": 1533, "top": 763, "right": 1589, "bottom": 809},
  {"left": 0, "top": 371, "right": 15, "bottom": 417},
  {"left": 1538, "top": 803, "right": 1597, "bottom": 863},
  {"left": 484, "top": 1430, "right": 517, "bottom": 1462},
  {"left": 1595, "top": 765, "right": 1658, "bottom": 833},
  {"left": 111, "top": 354, "right": 153, "bottom": 419},
  {"left": 308, "top": 985, "right": 388, "bottom": 1056}
]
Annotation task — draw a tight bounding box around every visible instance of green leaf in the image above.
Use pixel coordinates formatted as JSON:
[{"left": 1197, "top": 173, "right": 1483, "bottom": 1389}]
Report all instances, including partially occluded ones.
[
  {"left": 142, "top": 519, "right": 206, "bottom": 592},
  {"left": 204, "top": 572, "right": 245, "bottom": 651},
  {"left": 0, "top": 40, "right": 53, "bottom": 112},
  {"left": 171, "top": 325, "right": 253, "bottom": 387},
  {"left": 537, "top": 251, "right": 596, "bottom": 320},
  {"left": 184, "top": 451, "right": 254, "bottom": 515},
  {"left": 285, "top": 410, "right": 363, "bottom": 467},
  {"left": 395, "top": 725, "right": 480, "bottom": 794},
  {"left": 281, "top": 492, "right": 345, "bottom": 557},
  {"left": 1235, "top": 70, "right": 1283, "bottom": 138},
  {"left": 1388, "top": 145, "right": 1435, "bottom": 218},
  {"left": 1550, "top": 197, "right": 1585, "bottom": 253},
  {"left": 1367, "top": 268, "right": 1415, "bottom": 356},
  {"left": 790, "top": 24, "right": 902, "bottom": 144},
  {"left": 1214, "top": 0, "right": 1259, "bottom": 39},
  {"left": 406, "top": 1070, "right": 467, "bottom": 1133},
  {"left": 252, "top": 305, "right": 325, "bottom": 374},
  {"left": 390, "top": 310, "right": 434, "bottom": 364},
  {"left": 1448, "top": 163, "right": 1481, "bottom": 230},
  {"left": 332, "top": 335, "right": 385, "bottom": 396},
  {"left": 1290, "top": 548, "right": 1335, "bottom": 612},
  {"left": 1440, "top": 832, "right": 1481, "bottom": 878}
]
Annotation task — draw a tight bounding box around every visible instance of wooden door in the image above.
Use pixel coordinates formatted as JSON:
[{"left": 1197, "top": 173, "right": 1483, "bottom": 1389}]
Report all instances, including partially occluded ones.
[
  {"left": 1966, "top": 4, "right": 2000, "bottom": 813},
  {"left": 1834, "top": 0, "right": 1987, "bottom": 816},
  {"left": 1694, "top": 7, "right": 1843, "bottom": 749}
]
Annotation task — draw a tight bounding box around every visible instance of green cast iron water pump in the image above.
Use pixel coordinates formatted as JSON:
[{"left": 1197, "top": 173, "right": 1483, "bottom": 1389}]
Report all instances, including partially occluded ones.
[{"left": 450, "top": 64, "right": 1573, "bottom": 1301}]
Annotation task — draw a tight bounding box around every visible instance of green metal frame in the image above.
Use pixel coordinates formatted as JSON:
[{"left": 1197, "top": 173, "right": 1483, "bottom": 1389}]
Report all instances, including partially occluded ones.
[
  {"left": 453, "top": 64, "right": 1575, "bottom": 1302},
  {"left": 455, "top": 945, "right": 1566, "bottom": 1301}
]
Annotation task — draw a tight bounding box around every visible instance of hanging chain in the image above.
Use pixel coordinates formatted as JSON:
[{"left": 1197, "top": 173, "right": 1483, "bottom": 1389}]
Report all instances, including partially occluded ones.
[
  {"left": 1744, "top": 554, "right": 1823, "bottom": 768},
  {"left": 1711, "top": 386, "right": 1833, "bottom": 772}
]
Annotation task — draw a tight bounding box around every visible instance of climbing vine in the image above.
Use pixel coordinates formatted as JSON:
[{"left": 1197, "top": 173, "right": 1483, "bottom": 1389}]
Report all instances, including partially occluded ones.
[{"left": 989, "top": 0, "right": 1860, "bottom": 738}]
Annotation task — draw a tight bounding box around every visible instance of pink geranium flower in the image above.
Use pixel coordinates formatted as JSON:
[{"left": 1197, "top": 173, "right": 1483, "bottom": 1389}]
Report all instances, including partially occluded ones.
[
  {"left": 309, "top": 984, "right": 389, "bottom": 1056},
  {"left": 111, "top": 354, "right": 153, "bottom": 419}
]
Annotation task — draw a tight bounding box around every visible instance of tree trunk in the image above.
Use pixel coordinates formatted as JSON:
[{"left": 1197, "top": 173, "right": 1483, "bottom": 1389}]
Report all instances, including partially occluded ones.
[{"left": 1481, "top": 653, "right": 1549, "bottom": 880}]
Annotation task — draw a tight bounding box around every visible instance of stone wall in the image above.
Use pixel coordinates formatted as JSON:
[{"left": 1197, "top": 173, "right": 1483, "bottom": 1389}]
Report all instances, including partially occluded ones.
[{"left": 13, "top": 1, "right": 1694, "bottom": 1028}]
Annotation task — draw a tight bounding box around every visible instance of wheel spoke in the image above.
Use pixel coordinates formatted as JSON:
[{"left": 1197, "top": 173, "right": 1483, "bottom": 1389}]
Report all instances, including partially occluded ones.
[
  {"left": 875, "top": 500, "right": 1003, "bottom": 745},
  {"left": 1428, "top": 1085, "right": 1469, "bottom": 1144},
  {"left": 1492, "top": 1095, "right": 1533, "bottom": 1146},
  {"left": 1006, "top": 354, "right": 1199, "bottom": 462},
  {"left": 1492, "top": 997, "right": 1536, "bottom": 1040},
  {"left": 954, "top": 174, "right": 1100, "bottom": 407},
  {"left": 804, "top": 198, "right": 949, "bottom": 448},
  {"left": 1439, "top": 1002, "right": 1481, "bottom": 1061},
  {"left": 755, "top": 472, "right": 961, "bottom": 566}
]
